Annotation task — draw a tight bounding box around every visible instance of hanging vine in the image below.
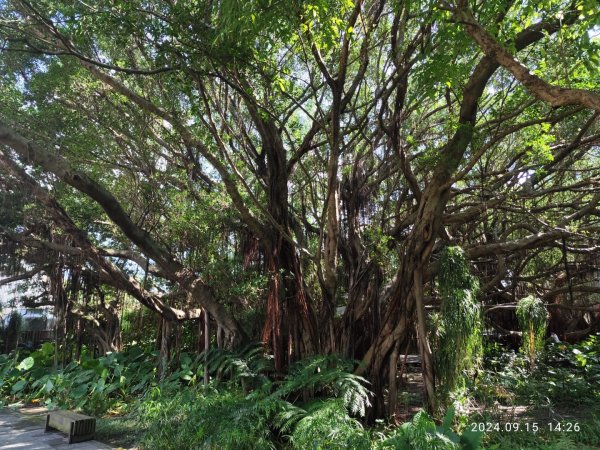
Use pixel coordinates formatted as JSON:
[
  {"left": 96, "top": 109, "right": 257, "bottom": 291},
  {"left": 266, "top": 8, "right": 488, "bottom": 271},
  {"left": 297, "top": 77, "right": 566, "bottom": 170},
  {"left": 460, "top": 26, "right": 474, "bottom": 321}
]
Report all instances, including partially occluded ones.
[
  {"left": 434, "top": 246, "right": 482, "bottom": 405},
  {"left": 516, "top": 295, "right": 548, "bottom": 368}
]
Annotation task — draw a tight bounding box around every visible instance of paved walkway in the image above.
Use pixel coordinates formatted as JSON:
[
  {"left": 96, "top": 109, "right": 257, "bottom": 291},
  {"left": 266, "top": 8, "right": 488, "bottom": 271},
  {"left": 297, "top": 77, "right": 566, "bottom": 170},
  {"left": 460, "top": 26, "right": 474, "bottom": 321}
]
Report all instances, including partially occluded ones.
[{"left": 0, "top": 408, "right": 113, "bottom": 449}]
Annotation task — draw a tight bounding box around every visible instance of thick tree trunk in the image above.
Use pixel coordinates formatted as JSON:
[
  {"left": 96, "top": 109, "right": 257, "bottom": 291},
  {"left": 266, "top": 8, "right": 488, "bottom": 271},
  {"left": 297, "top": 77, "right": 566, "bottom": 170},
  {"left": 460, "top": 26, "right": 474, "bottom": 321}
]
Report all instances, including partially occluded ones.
[
  {"left": 252, "top": 114, "right": 317, "bottom": 371},
  {"left": 359, "top": 177, "right": 452, "bottom": 414},
  {"left": 262, "top": 236, "right": 317, "bottom": 371},
  {"left": 414, "top": 267, "right": 436, "bottom": 412},
  {"left": 337, "top": 165, "right": 385, "bottom": 359},
  {"left": 387, "top": 340, "right": 399, "bottom": 420}
]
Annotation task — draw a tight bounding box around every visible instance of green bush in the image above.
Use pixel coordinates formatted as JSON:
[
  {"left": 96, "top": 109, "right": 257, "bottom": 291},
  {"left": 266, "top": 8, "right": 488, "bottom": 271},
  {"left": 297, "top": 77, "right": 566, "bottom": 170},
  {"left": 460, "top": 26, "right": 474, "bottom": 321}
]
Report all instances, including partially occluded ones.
[
  {"left": 289, "top": 399, "right": 370, "bottom": 449},
  {"left": 0, "top": 344, "right": 160, "bottom": 413},
  {"left": 377, "top": 407, "right": 482, "bottom": 450},
  {"left": 434, "top": 246, "right": 482, "bottom": 406},
  {"left": 135, "top": 351, "right": 373, "bottom": 449},
  {"left": 1, "top": 344, "right": 481, "bottom": 449},
  {"left": 136, "top": 387, "right": 275, "bottom": 450},
  {"left": 516, "top": 296, "right": 548, "bottom": 367}
]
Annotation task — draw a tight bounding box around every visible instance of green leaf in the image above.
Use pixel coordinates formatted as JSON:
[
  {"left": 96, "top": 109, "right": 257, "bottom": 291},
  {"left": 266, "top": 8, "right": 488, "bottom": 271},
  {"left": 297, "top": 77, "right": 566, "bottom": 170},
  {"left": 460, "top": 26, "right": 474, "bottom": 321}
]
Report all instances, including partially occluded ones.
[
  {"left": 17, "top": 357, "right": 34, "bottom": 371},
  {"left": 44, "top": 379, "right": 54, "bottom": 393},
  {"left": 441, "top": 405, "right": 455, "bottom": 431},
  {"left": 30, "top": 367, "right": 47, "bottom": 380},
  {"left": 71, "top": 384, "right": 89, "bottom": 399},
  {"left": 11, "top": 379, "right": 27, "bottom": 394},
  {"left": 460, "top": 428, "right": 484, "bottom": 450},
  {"left": 95, "top": 378, "right": 106, "bottom": 392}
]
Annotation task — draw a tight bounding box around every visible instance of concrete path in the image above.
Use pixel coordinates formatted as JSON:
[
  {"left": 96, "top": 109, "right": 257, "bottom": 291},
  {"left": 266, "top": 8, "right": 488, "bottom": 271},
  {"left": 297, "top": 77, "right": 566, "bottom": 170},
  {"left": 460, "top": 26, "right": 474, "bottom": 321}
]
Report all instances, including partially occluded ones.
[{"left": 0, "top": 408, "right": 113, "bottom": 449}]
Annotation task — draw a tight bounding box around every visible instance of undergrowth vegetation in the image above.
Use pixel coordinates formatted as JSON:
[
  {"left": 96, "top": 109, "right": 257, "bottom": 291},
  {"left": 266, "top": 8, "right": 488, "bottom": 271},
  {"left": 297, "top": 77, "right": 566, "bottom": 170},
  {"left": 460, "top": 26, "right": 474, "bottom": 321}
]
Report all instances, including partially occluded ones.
[
  {"left": 471, "top": 334, "right": 600, "bottom": 449},
  {"left": 475, "top": 335, "right": 600, "bottom": 409},
  {"left": 516, "top": 296, "right": 548, "bottom": 367},
  {"left": 2, "top": 335, "right": 599, "bottom": 449},
  {"left": 433, "top": 246, "right": 483, "bottom": 408},
  {"left": 0, "top": 343, "right": 481, "bottom": 449}
]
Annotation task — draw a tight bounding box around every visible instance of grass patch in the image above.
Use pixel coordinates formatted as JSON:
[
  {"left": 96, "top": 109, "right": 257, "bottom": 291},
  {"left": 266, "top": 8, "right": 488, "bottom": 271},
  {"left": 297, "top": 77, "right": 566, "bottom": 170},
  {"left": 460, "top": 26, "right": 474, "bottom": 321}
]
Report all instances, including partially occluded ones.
[{"left": 96, "top": 415, "right": 145, "bottom": 449}]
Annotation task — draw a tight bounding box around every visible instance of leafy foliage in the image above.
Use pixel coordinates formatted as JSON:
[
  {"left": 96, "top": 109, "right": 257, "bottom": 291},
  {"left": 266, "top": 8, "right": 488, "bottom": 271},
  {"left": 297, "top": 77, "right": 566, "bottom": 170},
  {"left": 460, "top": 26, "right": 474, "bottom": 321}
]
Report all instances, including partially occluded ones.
[
  {"left": 1, "top": 344, "right": 382, "bottom": 448},
  {"left": 134, "top": 349, "right": 374, "bottom": 449},
  {"left": 474, "top": 334, "right": 600, "bottom": 408},
  {"left": 1, "top": 1, "right": 600, "bottom": 448},
  {"left": 289, "top": 399, "right": 370, "bottom": 449},
  {"left": 516, "top": 296, "right": 548, "bottom": 367},
  {"left": 0, "top": 344, "right": 163, "bottom": 414},
  {"left": 377, "top": 407, "right": 482, "bottom": 450},
  {"left": 136, "top": 387, "right": 275, "bottom": 450},
  {"left": 6, "top": 338, "right": 597, "bottom": 448},
  {"left": 434, "top": 246, "right": 482, "bottom": 405}
]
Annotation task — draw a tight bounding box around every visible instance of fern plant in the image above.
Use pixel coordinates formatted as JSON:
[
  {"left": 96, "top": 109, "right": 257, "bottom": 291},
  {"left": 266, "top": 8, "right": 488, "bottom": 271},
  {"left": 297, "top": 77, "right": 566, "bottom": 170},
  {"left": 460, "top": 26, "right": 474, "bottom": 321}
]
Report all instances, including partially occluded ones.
[
  {"left": 289, "top": 399, "right": 371, "bottom": 450},
  {"left": 434, "top": 246, "right": 482, "bottom": 406},
  {"left": 516, "top": 295, "right": 548, "bottom": 368},
  {"left": 273, "top": 355, "right": 371, "bottom": 416},
  {"left": 201, "top": 343, "right": 273, "bottom": 389},
  {"left": 377, "top": 407, "right": 482, "bottom": 450}
]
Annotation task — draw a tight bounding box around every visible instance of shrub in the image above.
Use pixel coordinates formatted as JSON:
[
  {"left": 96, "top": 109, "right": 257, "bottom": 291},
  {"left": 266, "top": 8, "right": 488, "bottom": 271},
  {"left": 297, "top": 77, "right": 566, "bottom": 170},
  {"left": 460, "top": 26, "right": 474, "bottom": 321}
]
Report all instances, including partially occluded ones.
[
  {"left": 289, "top": 399, "right": 370, "bottom": 449},
  {"left": 136, "top": 387, "right": 275, "bottom": 450},
  {"left": 434, "top": 246, "right": 482, "bottom": 405},
  {"left": 516, "top": 296, "right": 548, "bottom": 367},
  {"left": 378, "top": 407, "right": 482, "bottom": 450}
]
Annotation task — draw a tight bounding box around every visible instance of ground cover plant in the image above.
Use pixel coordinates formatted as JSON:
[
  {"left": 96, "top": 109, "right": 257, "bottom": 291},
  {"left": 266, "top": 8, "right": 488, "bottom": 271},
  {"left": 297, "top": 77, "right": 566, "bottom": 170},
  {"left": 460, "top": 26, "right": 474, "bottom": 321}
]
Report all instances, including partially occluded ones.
[
  {"left": 469, "top": 334, "right": 600, "bottom": 449},
  {"left": 2, "top": 336, "right": 599, "bottom": 448},
  {"left": 1, "top": 342, "right": 486, "bottom": 449}
]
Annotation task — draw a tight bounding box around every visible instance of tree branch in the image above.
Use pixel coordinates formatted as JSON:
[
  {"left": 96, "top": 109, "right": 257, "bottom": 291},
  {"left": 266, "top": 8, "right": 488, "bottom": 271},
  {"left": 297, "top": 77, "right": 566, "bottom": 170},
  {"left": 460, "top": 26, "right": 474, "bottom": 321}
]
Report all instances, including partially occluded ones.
[{"left": 455, "top": 6, "right": 600, "bottom": 112}]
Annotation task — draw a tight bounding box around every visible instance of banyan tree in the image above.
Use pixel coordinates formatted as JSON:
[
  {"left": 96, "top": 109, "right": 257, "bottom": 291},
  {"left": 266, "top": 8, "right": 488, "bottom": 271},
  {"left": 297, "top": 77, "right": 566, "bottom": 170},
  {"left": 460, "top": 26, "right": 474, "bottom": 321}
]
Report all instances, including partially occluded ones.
[{"left": 1, "top": 0, "right": 599, "bottom": 416}]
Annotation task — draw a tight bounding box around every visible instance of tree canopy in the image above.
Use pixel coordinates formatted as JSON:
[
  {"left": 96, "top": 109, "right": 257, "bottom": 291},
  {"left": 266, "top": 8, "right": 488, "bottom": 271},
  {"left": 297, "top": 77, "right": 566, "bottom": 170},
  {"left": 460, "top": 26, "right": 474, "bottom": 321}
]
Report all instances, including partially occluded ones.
[{"left": 1, "top": 0, "right": 599, "bottom": 416}]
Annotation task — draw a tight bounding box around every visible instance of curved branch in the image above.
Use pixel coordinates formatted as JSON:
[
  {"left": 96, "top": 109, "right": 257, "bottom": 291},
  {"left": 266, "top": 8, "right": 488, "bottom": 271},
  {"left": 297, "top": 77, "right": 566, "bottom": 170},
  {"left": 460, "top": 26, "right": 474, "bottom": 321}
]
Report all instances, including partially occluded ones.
[
  {"left": 0, "top": 148, "right": 242, "bottom": 340},
  {"left": 455, "top": 6, "right": 600, "bottom": 112},
  {"left": 0, "top": 265, "right": 48, "bottom": 286}
]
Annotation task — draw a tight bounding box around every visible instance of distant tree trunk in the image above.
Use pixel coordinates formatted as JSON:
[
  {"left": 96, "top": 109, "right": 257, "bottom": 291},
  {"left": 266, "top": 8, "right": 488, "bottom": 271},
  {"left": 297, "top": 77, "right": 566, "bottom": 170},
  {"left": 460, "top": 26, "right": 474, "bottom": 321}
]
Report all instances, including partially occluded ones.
[
  {"left": 204, "top": 310, "right": 210, "bottom": 385},
  {"left": 196, "top": 311, "right": 205, "bottom": 354},
  {"left": 158, "top": 318, "right": 172, "bottom": 380},
  {"left": 50, "top": 263, "right": 68, "bottom": 368},
  {"left": 95, "top": 288, "right": 122, "bottom": 353},
  {"left": 75, "top": 318, "right": 83, "bottom": 362},
  {"left": 173, "top": 321, "right": 181, "bottom": 367},
  {"left": 4, "top": 311, "right": 22, "bottom": 354}
]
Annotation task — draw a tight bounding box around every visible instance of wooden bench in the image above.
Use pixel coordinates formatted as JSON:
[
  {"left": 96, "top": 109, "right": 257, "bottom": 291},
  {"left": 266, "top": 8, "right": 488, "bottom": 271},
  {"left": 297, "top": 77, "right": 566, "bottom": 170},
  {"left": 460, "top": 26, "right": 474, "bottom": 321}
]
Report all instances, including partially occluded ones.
[{"left": 45, "top": 410, "right": 96, "bottom": 444}]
